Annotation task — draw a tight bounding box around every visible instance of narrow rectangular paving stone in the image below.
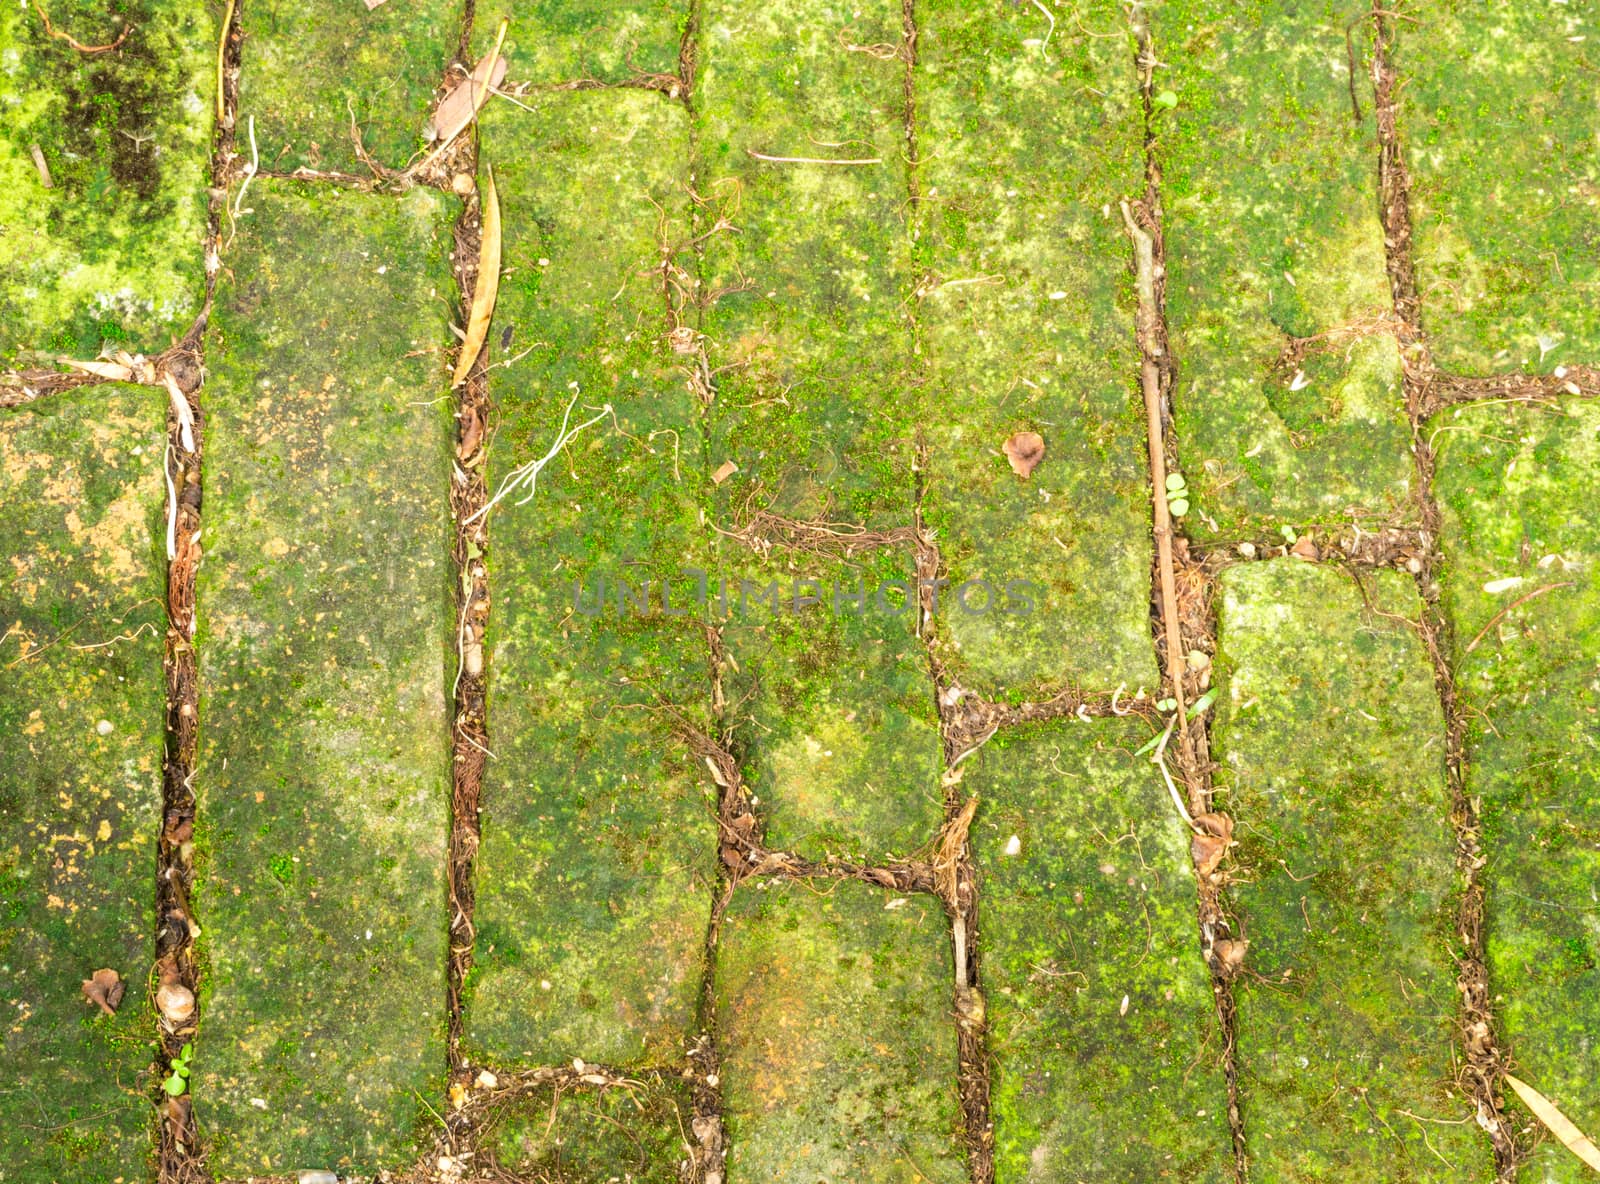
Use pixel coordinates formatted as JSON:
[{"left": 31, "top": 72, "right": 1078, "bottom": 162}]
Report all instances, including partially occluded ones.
[
  {"left": 720, "top": 550, "right": 942, "bottom": 864},
  {"left": 1158, "top": 0, "right": 1412, "bottom": 537},
  {"left": 1397, "top": 1, "right": 1600, "bottom": 376},
  {"left": 0, "top": 387, "right": 166, "bottom": 1184},
  {"left": 1434, "top": 400, "right": 1600, "bottom": 1182},
  {"left": 968, "top": 718, "right": 1231, "bottom": 1182},
  {"left": 0, "top": 0, "right": 210, "bottom": 363},
  {"left": 916, "top": 1, "right": 1157, "bottom": 697},
  {"left": 1214, "top": 561, "right": 1492, "bottom": 1180},
  {"left": 196, "top": 182, "right": 454, "bottom": 1176},
  {"left": 697, "top": 0, "right": 914, "bottom": 532},
  {"left": 716, "top": 878, "right": 965, "bottom": 1183},
  {"left": 240, "top": 0, "right": 461, "bottom": 173},
  {"left": 475, "top": 0, "right": 685, "bottom": 87},
  {"left": 464, "top": 91, "right": 716, "bottom": 1070},
  {"left": 485, "top": 1072, "right": 695, "bottom": 1181}
]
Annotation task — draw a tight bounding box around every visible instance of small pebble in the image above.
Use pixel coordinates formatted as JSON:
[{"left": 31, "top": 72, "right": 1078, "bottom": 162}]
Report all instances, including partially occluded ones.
[{"left": 96, "top": 719, "right": 115, "bottom": 736}]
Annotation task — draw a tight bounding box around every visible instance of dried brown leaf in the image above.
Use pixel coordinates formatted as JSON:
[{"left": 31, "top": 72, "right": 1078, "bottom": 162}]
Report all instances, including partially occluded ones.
[
  {"left": 452, "top": 164, "right": 501, "bottom": 388},
  {"left": 711, "top": 460, "right": 738, "bottom": 485},
  {"left": 81, "top": 968, "right": 124, "bottom": 1015},
  {"left": 1191, "top": 831, "right": 1227, "bottom": 878},
  {"left": 432, "top": 53, "right": 508, "bottom": 141},
  {"left": 1290, "top": 535, "right": 1320, "bottom": 561},
  {"left": 1002, "top": 431, "right": 1045, "bottom": 478},
  {"left": 1506, "top": 1074, "right": 1600, "bottom": 1173},
  {"left": 1211, "top": 938, "right": 1247, "bottom": 976}
]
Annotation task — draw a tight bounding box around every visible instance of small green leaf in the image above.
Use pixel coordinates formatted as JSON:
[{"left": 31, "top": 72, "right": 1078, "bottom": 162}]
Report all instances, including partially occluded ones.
[
  {"left": 1169, "top": 498, "right": 1189, "bottom": 517},
  {"left": 1186, "top": 687, "right": 1219, "bottom": 720},
  {"left": 1153, "top": 89, "right": 1179, "bottom": 110},
  {"left": 1165, "top": 473, "right": 1186, "bottom": 491},
  {"left": 163, "top": 1071, "right": 187, "bottom": 1097}
]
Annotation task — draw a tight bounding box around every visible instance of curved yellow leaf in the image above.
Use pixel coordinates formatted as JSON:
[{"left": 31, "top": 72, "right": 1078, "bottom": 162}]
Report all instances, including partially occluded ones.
[
  {"left": 452, "top": 163, "right": 501, "bottom": 388},
  {"left": 1506, "top": 1073, "right": 1600, "bottom": 1174}
]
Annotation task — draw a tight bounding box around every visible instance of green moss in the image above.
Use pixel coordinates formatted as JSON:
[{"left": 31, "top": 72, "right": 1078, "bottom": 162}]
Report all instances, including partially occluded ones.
[
  {"left": 239, "top": 0, "right": 462, "bottom": 172},
  {"left": 1433, "top": 400, "right": 1600, "bottom": 1182},
  {"left": 716, "top": 879, "right": 965, "bottom": 1183},
  {"left": 969, "top": 718, "right": 1231, "bottom": 1182},
  {"left": 195, "top": 182, "right": 455, "bottom": 1175},
  {"left": 464, "top": 92, "right": 715, "bottom": 1069},
  {"left": 0, "top": 0, "right": 212, "bottom": 363},
  {"left": 485, "top": 1073, "right": 695, "bottom": 1181},
  {"left": 1155, "top": 0, "right": 1414, "bottom": 537},
  {"left": 1213, "top": 561, "right": 1493, "bottom": 1179},
  {"left": 0, "top": 385, "right": 166, "bottom": 1184},
  {"left": 1396, "top": 2, "right": 1600, "bottom": 375},
  {"left": 916, "top": 0, "right": 1156, "bottom": 697},
  {"left": 722, "top": 551, "right": 942, "bottom": 863},
  {"left": 474, "top": 0, "right": 685, "bottom": 86}
]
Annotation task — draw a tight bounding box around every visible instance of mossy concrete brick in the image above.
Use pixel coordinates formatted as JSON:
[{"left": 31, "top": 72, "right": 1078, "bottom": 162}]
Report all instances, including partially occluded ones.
[
  {"left": 486, "top": 1073, "right": 695, "bottom": 1181},
  {"left": 1214, "top": 561, "right": 1492, "bottom": 1180},
  {"left": 698, "top": 0, "right": 915, "bottom": 533},
  {"left": 474, "top": 0, "right": 686, "bottom": 87},
  {"left": 721, "top": 551, "right": 942, "bottom": 864},
  {"left": 0, "top": 386, "right": 165, "bottom": 1183},
  {"left": 968, "top": 719, "right": 1231, "bottom": 1182},
  {"left": 694, "top": 1, "right": 945, "bottom": 860},
  {"left": 716, "top": 879, "right": 965, "bottom": 1183},
  {"left": 464, "top": 92, "right": 716, "bottom": 1070},
  {"left": 1157, "top": 0, "right": 1413, "bottom": 537},
  {"left": 240, "top": 0, "right": 462, "bottom": 173},
  {"left": 916, "top": 2, "right": 1157, "bottom": 697},
  {"left": 1397, "top": 1, "right": 1600, "bottom": 376},
  {"left": 1434, "top": 400, "right": 1600, "bottom": 1182},
  {"left": 196, "top": 182, "right": 454, "bottom": 1175},
  {"left": 0, "top": 0, "right": 210, "bottom": 363}
]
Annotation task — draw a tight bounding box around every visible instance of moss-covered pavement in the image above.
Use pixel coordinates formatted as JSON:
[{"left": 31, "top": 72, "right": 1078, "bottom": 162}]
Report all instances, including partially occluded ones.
[{"left": 1, "top": 2, "right": 1597, "bottom": 1183}]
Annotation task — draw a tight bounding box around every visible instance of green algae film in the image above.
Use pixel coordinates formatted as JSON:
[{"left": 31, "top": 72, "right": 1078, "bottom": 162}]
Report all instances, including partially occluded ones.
[
  {"left": 0, "top": 385, "right": 166, "bottom": 1183},
  {"left": 916, "top": 0, "right": 1158, "bottom": 696},
  {"left": 1156, "top": 0, "right": 1413, "bottom": 537},
  {"left": 1214, "top": 561, "right": 1492, "bottom": 1180},
  {"left": 1396, "top": 1, "right": 1600, "bottom": 377},
  {"left": 968, "top": 719, "right": 1231, "bottom": 1182},
  {"left": 195, "top": 182, "right": 453, "bottom": 1175},
  {"left": 716, "top": 879, "right": 966, "bottom": 1183},
  {"left": 463, "top": 91, "right": 715, "bottom": 1070},
  {"left": 239, "top": 0, "right": 461, "bottom": 173},
  {"left": 1434, "top": 400, "right": 1600, "bottom": 1182},
  {"left": 0, "top": 0, "right": 211, "bottom": 363}
]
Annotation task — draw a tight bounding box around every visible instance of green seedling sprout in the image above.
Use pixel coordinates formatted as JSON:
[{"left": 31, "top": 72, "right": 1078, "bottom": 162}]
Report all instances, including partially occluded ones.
[
  {"left": 163, "top": 1043, "right": 195, "bottom": 1097},
  {"left": 1165, "top": 471, "right": 1191, "bottom": 518}
]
